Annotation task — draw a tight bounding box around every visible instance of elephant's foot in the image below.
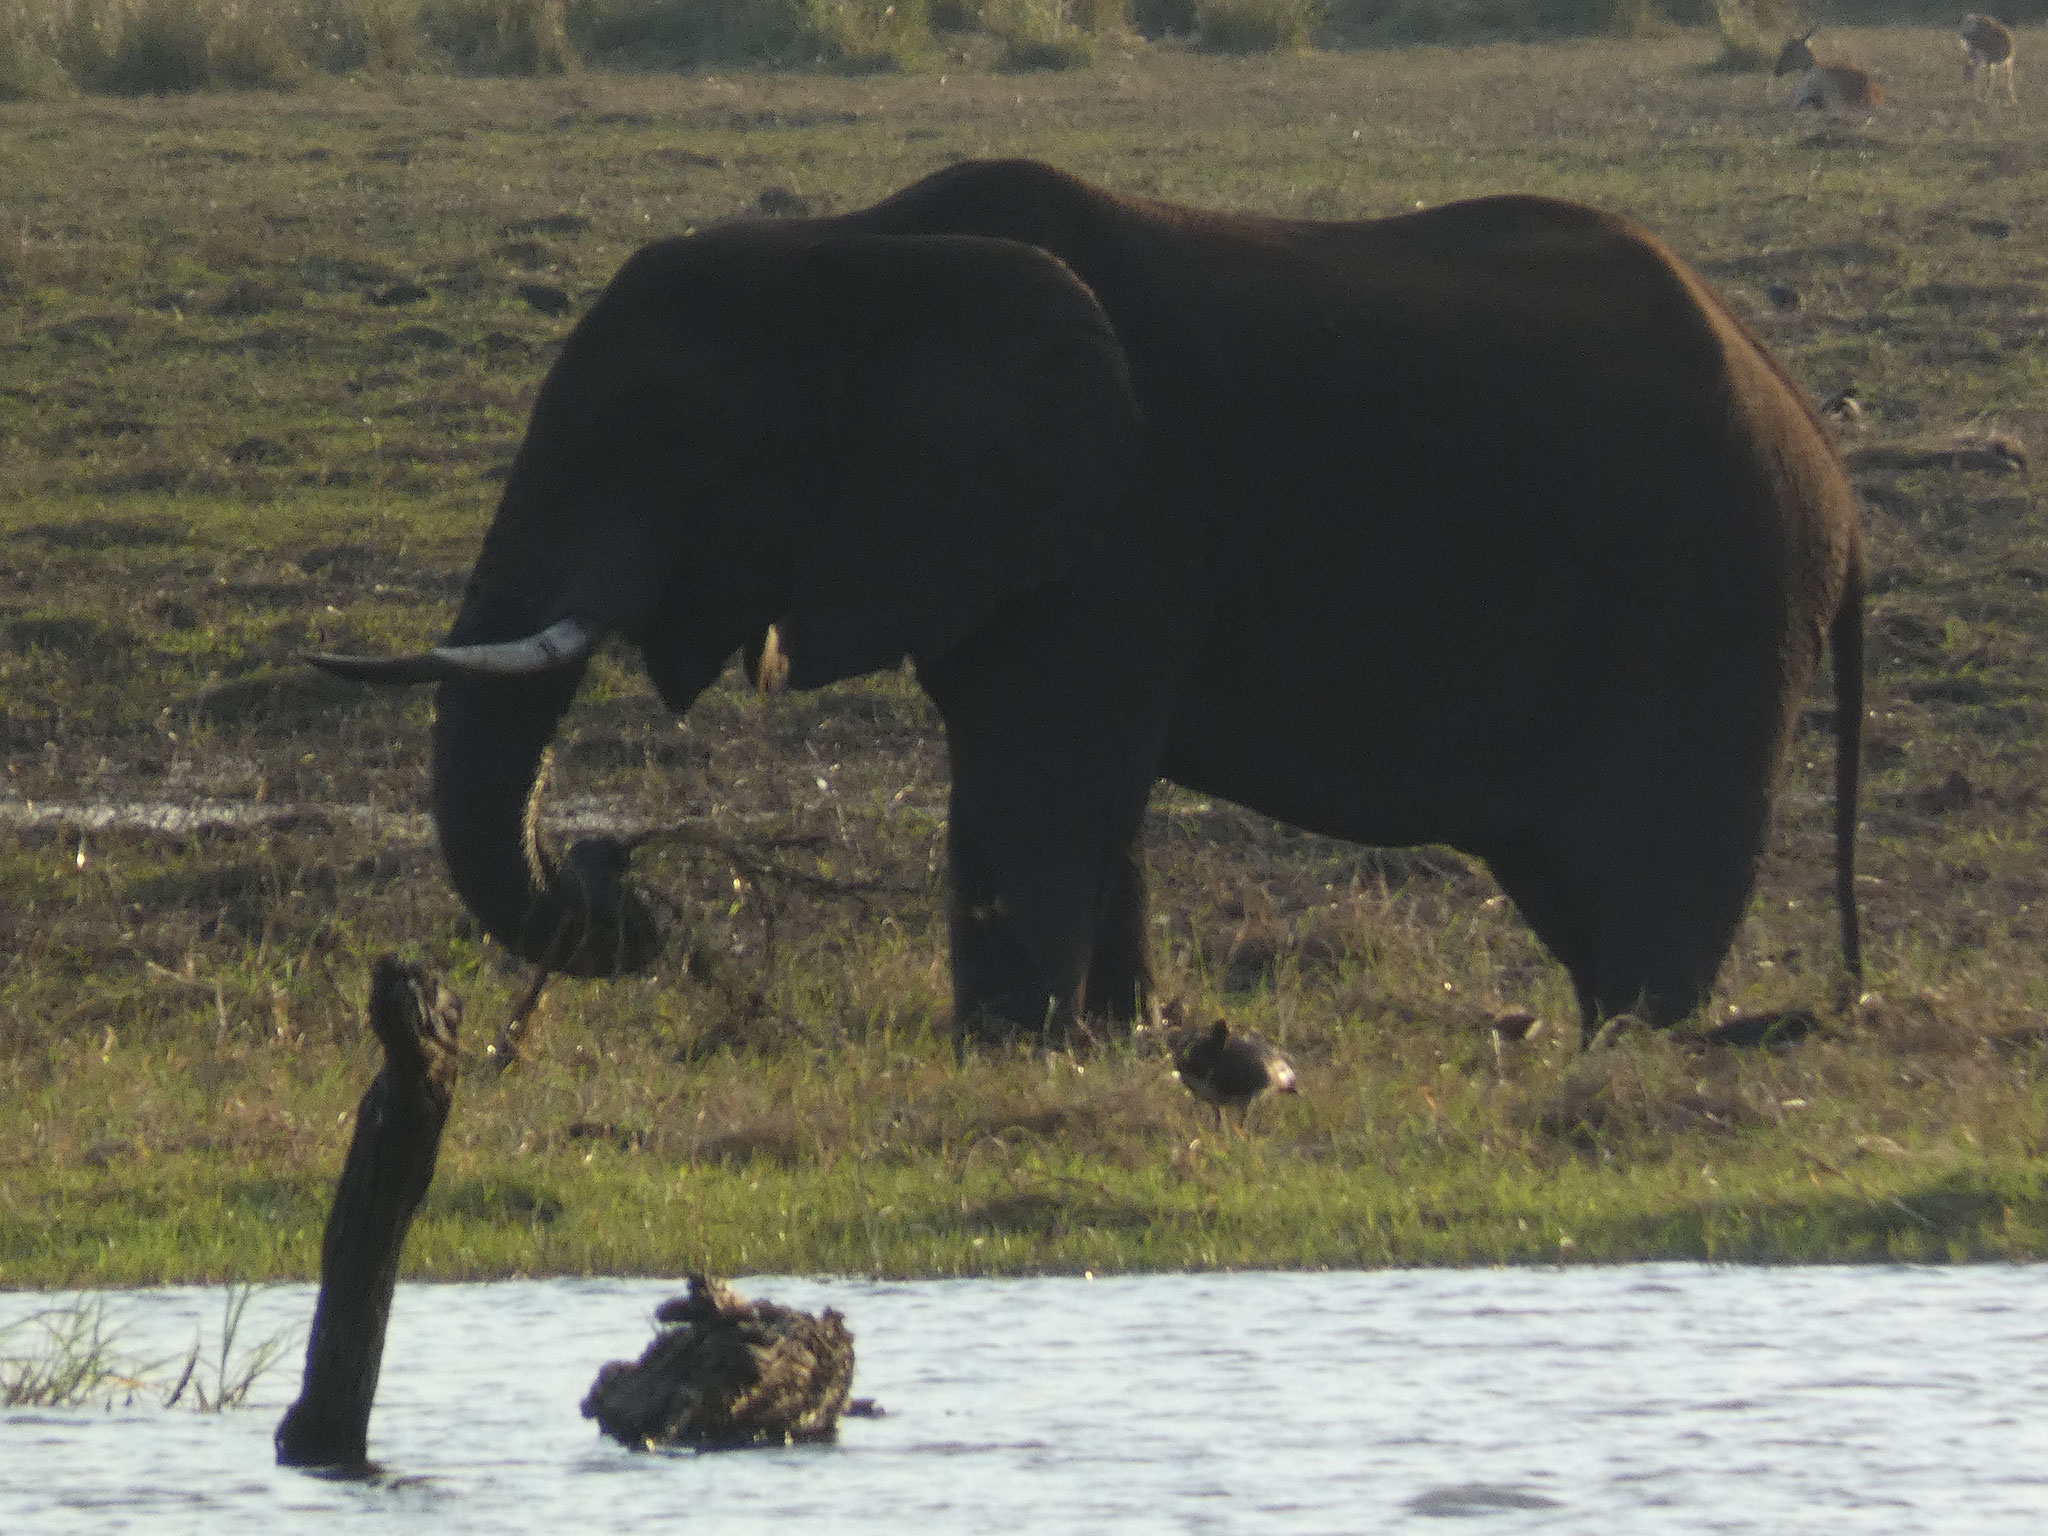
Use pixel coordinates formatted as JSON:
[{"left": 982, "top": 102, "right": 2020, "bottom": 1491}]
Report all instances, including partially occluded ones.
[
  {"left": 951, "top": 993, "right": 1079, "bottom": 1056},
  {"left": 951, "top": 977, "right": 1151, "bottom": 1055},
  {"left": 1693, "top": 1008, "right": 1821, "bottom": 1050},
  {"left": 944, "top": 839, "right": 1153, "bottom": 1056},
  {"left": 1583, "top": 1007, "right": 1823, "bottom": 1052}
]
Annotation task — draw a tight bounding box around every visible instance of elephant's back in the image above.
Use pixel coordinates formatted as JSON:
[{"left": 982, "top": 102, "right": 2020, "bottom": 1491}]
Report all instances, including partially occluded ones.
[
  {"left": 847, "top": 164, "right": 1857, "bottom": 838},
  {"left": 1153, "top": 201, "right": 1854, "bottom": 846}
]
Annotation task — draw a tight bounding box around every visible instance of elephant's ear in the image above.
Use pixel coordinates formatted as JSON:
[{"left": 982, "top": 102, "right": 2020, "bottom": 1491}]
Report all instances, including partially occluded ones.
[{"left": 773, "top": 233, "right": 1142, "bottom": 690}]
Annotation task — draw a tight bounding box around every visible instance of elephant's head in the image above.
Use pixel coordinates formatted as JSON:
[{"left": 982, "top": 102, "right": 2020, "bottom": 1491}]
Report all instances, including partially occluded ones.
[{"left": 313, "top": 227, "right": 1141, "bottom": 976}]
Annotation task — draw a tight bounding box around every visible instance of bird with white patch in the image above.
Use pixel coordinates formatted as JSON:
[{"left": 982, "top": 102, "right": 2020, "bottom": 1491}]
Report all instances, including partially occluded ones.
[{"left": 1170, "top": 1016, "right": 1299, "bottom": 1131}]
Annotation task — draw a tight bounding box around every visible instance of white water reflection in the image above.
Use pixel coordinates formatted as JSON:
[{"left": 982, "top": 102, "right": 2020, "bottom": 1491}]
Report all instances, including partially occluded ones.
[{"left": 4, "top": 1266, "right": 2048, "bottom": 1532}]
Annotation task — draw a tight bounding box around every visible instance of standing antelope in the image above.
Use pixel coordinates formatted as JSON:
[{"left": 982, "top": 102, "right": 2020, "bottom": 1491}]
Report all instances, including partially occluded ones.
[
  {"left": 1960, "top": 14, "right": 2017, "bottom": 102},
  {"left": 1776, "top": 33, "right": 1887, "bottom": 111}
]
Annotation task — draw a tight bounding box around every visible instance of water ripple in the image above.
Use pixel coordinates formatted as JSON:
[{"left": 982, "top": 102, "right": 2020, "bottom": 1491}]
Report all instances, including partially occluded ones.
[{"left": 4, "top": 1268, "right": 2048, "bottom": 1532}]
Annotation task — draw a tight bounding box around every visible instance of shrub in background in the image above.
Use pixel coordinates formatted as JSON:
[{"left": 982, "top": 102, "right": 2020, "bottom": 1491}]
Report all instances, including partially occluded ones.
[
  {"left": 75, "top": 0, "right": 306, "bottom": 95},
  {"left": 575, "top": 0, "right": 929, "bottom": 68},
  {"left": 0, "top": 0, "right": 75, "bottom": 98},
  {"left": 207, "top": 2, "right": 310, "bottom": 86},
  {"left": 300, "top": 0, "right": 426, "bottom": 72},
  {"left": 97, "top": 0, "right": 213, "bottom": 90},
  {"left": 1062, "top": 0, "right": 1125, "bottom": 29},
  {"left": 1707, "top": 0, "right": 1791, "bottom": 70},
  {"left": 1368, "top": 0, "right": 1444, "bottom": 38},
  {"left": 0, "top": 0, "right": 1811, "bottom": 92},
  {"left": 791, "top": 0, "right": 932, "bottom": 68},
  {"left": 45, "top": 0, "right": 113, "bottom": 87},
  {"left": 985, "top": 0, "right": 1100, "bottom": 70},
  {"left": 567, "top": 0, "right": 716, "bottom": 61},
  {"left": 1194, "top": 0, "right": 1315, "bottom": 52},
  {"left": 10, "top": 0, "right": 328, "bottom": 95},
  {"left": 1527, "top": 0, "right": 1653, "bottom": 36},
  {"left": 422, "top": 0, "right": 576, "bottom": 72},
  {"left": 1330, "top": 0, "right": 1707, "bottom": 39},
  {"left": 1128, "top": 0, "right": 1195, "bottom": 34},
  {"left": 999, "top": 27, "right": 1094, "bottom": 65}
]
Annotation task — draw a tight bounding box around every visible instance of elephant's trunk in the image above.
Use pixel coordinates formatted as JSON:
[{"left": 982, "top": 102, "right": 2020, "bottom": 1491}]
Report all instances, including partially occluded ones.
[{"left": 430, "top": 670, "right": 661, "bottom": 976}]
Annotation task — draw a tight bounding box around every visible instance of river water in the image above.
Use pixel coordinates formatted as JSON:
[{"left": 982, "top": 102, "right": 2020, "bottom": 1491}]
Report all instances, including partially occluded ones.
[{"left": 4, "top": 1266, "right": 2046, "bottom": 1532}]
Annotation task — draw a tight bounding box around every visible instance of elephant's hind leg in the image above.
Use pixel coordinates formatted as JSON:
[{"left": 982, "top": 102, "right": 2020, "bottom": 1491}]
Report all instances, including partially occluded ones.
[
  {"left": 1570, "top": 800, "right": 1770, "bottom": 1043},
  {"left": 1487, "top": 792, "right": 1769, "bottom": 1047},
  {"left": 1480, "top": 838, "right": 1593, "bottom": 1025}
]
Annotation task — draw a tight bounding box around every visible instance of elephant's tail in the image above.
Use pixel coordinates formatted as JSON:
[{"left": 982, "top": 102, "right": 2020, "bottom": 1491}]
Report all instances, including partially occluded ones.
[{"left": 1832, "top": 545, "right": 1865, "bottom": 1000}]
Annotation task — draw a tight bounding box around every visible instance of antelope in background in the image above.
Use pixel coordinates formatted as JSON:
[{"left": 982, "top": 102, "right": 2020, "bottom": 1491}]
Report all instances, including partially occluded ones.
[
  {"left": 1776, "top": 32, "right": 1887, "bottom": 111},
  {"left": 1960, "top": 14, "right": 2017, "bottom": 102}
]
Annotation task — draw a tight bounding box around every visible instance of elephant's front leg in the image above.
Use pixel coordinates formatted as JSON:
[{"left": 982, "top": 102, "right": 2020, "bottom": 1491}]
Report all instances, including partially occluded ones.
[
  {"left": 1082, "top": 834, "right": 1152, "bottom": 1025},
  {"left": 927, "top": 609, "right": 1192, "bottom": 1046},
  {"left": 922, "top": 520, "right": 1200, "bottom": 1050},
  {"left": 942, "top": 730, "right": 1160, "bottom": 1050}
]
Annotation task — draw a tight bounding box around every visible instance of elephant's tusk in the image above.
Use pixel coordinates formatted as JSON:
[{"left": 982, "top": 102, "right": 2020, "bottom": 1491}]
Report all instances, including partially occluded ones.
[
  {"left": 309, "top": 618, "right": 594, "bottom": 685},
  {"left": 430, "top": 618, "right": 595, "bottom": 675}
]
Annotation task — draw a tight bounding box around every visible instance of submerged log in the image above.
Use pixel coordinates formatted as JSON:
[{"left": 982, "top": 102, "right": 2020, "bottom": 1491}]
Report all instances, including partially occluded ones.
[
  {"left": 581, "top": 1275, "right": 855, "bottom": 1449},
  {"left": 275, "top": 956, "right": 461, "bottom": 1470}
]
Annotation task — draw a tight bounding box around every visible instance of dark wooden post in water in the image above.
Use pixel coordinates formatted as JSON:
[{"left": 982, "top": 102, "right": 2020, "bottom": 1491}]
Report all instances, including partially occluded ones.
[{"left": 276, "top": 956, "right": 460, "bottom": 1470}]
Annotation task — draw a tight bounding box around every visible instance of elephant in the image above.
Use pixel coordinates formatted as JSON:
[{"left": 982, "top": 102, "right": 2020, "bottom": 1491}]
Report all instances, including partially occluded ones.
[{"left": 312, "top": 158, "right": 1865, "bottom": 1049}]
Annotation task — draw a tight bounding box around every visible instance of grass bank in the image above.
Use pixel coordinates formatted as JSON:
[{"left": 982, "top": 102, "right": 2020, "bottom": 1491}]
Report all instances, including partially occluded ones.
[{"left": 6, "top": 33, "right": 2048, "bottom": 1287}]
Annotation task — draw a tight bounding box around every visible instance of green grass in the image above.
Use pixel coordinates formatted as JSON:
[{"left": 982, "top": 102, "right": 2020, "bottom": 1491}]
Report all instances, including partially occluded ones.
[
  {"left": 8, "top": 30, "right": 2048, "bottom": 1287},
  {"left": 13, "top": 974, "right": 2048, "bottom": 1284}
]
